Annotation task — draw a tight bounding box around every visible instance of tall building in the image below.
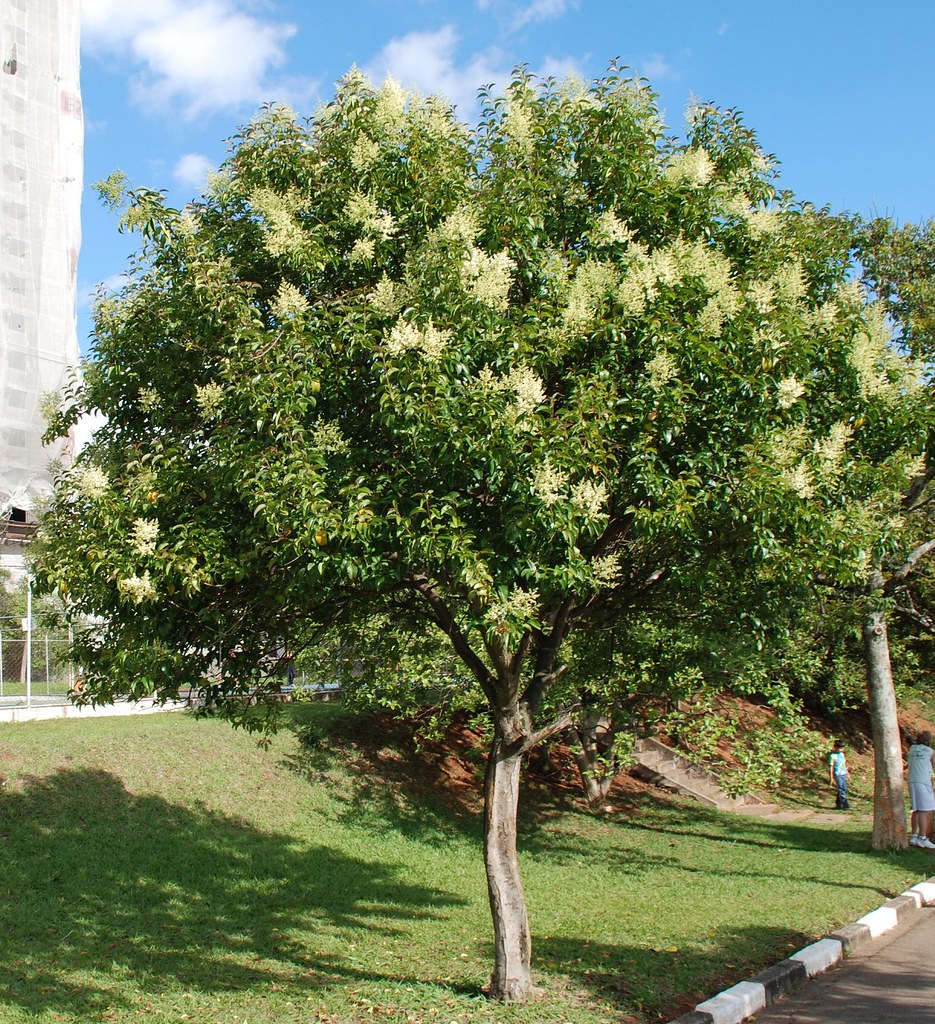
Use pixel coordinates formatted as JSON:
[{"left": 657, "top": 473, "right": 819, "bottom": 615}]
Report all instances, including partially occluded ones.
[{"left": 1, "top": 0, "right": 82, "bottom": 570}]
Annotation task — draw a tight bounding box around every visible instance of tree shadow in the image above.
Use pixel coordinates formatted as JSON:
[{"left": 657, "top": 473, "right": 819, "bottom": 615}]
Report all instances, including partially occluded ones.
[
  {"left": 282, "top": 707, "right": 488, "bottom": 846},
  {"left": 0, "top": 767, "right": 466, "bottom": 1019},
  {"left": 280, "top": 707, "right": 917, "bottom": 890},
  {"left": 535, "top": 926, "right": 810, "bottom": 1020}
]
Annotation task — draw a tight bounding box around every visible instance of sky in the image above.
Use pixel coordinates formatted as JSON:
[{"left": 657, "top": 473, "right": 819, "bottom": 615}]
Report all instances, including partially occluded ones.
[{"left": 76, "top": 0, "right": 935, "bottom": 354}]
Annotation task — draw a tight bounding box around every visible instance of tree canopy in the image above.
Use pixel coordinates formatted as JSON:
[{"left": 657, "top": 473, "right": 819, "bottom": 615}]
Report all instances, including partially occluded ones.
[{"left": 35, "top": 67, "right": 928, "bottom": 999}]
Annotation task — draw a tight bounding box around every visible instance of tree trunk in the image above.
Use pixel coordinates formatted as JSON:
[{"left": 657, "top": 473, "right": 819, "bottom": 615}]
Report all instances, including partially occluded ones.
[
  {"left": 483, "top": 730, "right": 534, "bottom": 1001},
  {"left": 568, "top": 716, "right": 617, "bottom": 807},
  {"left": 863, "top": 610, "right": 908, "bottom": 850}
]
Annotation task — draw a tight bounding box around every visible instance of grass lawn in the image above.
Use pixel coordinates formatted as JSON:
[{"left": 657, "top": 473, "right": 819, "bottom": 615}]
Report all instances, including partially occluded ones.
[{"left": 0, "top": 705, "right": 929, "bottom": 1024}]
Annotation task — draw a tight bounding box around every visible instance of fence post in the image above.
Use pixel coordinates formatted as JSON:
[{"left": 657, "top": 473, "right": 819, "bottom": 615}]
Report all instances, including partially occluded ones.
[{"left": 23, "top": 577, "right": 32, "bottom": 708}]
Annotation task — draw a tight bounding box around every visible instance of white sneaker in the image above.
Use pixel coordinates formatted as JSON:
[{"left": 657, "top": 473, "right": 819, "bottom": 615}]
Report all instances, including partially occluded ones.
[
  {"left": 916, "top": 836, "right": 935, "bottom": 850},
  {"left": 910, "top": 835, "right": 920, "bottom": 846}
]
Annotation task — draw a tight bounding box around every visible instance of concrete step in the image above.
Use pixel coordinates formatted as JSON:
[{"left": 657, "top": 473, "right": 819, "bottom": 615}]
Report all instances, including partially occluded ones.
[{"left": 632, "top": 736, "right": 774, "bottom": 815}]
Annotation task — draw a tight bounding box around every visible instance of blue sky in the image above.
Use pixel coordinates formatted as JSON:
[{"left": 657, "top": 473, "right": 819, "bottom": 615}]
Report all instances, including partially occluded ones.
[{"left": 77, "top": 0, "right": 935, "bottom": 353}]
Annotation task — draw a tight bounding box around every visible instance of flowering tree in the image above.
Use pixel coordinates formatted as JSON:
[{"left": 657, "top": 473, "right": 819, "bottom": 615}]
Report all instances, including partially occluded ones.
[
  {"left": 851, "top": 217, "right": 935, "bottom": 848},
  {"left": 36, "top": 68, "right": 927, "bottom": 999}
]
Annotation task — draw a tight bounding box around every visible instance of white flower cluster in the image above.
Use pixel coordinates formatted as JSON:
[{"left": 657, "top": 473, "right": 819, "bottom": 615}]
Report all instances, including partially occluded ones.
[
  {"left": 373, "top": 77, "right": 408, "bottom": 133},
  {"left": 270, "top": 281, "right": 309, "bottom": 320},
  {"left": 768, "top": 424, "right": 809, "bottom": 470},
  {"left": 617, "top": 238, "right": 740, "bottom": 329},
  {"left": 350, "top": 133, "right": 380, "bottom": 171},
  {"left": 195, "top": 382, "right": 225, "bottom": 419},
  {"left": 531, "top": 459, "right": 567, "bottom": 505},
  {"left": 138, "top": 387, "right": 160, "bottom": 413},
  {"left": 487, "top": 586, "right": 540, "bottom": 631},
  {"left": 502, "top": 99, "right": 535, "bottom": 155},
  {"left": 130, "top": 517, "right": 159, "bottom": 556},
  {"left": 692, "top": 245, "right": 740, "bottom": 336},
  {"left": 435, "top": 206, "right": 480, "bottom": 247},
  {"left": 176, "top": 210, "right": 199, "bottom": 239},
  {"left": 780, "top": 463, "right": 813, "bottom": 499},
  {"left": 462, "top": 246, "right": 515, "bottom": 310},
  {"left": 368, "top": 274, "right": 406, "bottom": 317},
  {"left": 347, "top": 191, "right": 396, "bottom": 240},
  {"left": 384, "top": 318, "right": 450, "bottom": 360},
  {"left": 530, "top": 460, "right": 607, "bottom": 520},
  {"left": 806, "top": 302, "right": 839, "bottom": 332},
  {"left": 665, "top": 147, "right": 715, "bottom": 187},
  {"left": 848, "top": 304, "right": 921, "bottom": 402},
  {"left": 558, "top": 72, "right": 590, "bottom": 104},
  {"left": 646, "top": 350, "right": 679, "bottom": 391},
  {"left": 467, "top": 364, "right": 546, "bottom": 426},
  {"left": 117, "top": 571, "right": 157, "bottom": 604},
  {"left": 249, "top": 187, "right": 306, "bottom": 258},
  {"left": 205, "top": 169, "right": 233, "bottom": 203},
  {"left": 507, "top": 364, "right": 546, "bottom": 417},
  {"left": 590, "top": 210, "right": 633, "bottom": 246},
  {"left": 745, "top": 208, "right": 782, "bottom": 239},
  {"left": 414, "top": 97, "right": 459, "bottom": 142},
  {"left": 591, "top": 553, "right": 622, "bottom": 588},
  {"left": 563, "top": 259, "right": 618, "bottom": 330},
  {"left": 571, "top": 478, "right": 608, "bottom": 521},
  {"left": 776, "top": 376, "right": 806, "bottom": 409},
  {"left": 836, "top": 279, "right": 866, "bottom": 308},
  {"left": 747, "top": 280, "right": 776, "bottom": 316},
  {"left": 73, "top": 465, "right": 109, "bottom": 500},
  {"left": 616, "top": 264, "right": 655, "bottom": 317},
  {"left": 349, "top": 238, "right": 376, "bottom": 264},
  {"left": 775, "top": 261, "right": 807, "bottom": 304},
  {"left": 815, "top": 422, "right": 852, "bottom": 477},
  {"left": 718, "top": 193, "right": 786, "bottom": 240}
]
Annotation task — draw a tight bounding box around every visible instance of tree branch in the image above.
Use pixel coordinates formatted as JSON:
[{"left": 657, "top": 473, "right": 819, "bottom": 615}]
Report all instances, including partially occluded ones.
[
  {"left": 517, "top": 705, "right": 579, "bottom": 756},
  {"left": 883, "top": 537, "right": 935, "bottom": 594},
  {"left": 404, "top": 573, "right": 498, "bottom": 704},
  {"left": 902, "top": 467, "right": 934, "bottom": 513},
  {"left": 521, "top": 597, "right": 575, "bottom": 715},
  {"left": 894, "top": 601, "right": 935, "bottom": 636}
]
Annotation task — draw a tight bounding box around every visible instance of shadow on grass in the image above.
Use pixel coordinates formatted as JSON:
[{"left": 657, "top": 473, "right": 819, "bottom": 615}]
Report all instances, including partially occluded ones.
[
  {"left": 535, "top": 926, "right": 810, "bottom": 1020},
  {"left": 282, "top": 705, "right": 488, "bottom": 846},
  {"left": 0, "top": 767, "right": 467, "bottom": 1019},
  {"left": 281, "top": 706, "right": 924, "bottom": 888}
]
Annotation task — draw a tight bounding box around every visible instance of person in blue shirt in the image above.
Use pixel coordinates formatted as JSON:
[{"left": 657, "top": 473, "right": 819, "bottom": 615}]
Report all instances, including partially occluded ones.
[{"left": 828, "top": 740, "right": 849, "bottom": 810}]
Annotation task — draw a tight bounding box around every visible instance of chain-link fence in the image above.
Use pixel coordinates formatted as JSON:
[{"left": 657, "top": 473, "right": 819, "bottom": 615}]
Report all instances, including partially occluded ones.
[{"left": 0, "top": 627, "right": 75, "bottom": 706}]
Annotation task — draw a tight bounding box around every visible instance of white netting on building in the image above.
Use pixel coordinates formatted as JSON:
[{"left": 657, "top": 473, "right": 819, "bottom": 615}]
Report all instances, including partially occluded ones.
[{"left": 0, "top": 0, "right": 82, "bottom": 519}]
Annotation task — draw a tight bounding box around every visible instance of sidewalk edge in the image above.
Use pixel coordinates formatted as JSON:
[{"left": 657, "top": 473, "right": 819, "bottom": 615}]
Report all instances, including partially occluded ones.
[{"left": 667, "top": 873, "right": 935, "bottom": 1024}]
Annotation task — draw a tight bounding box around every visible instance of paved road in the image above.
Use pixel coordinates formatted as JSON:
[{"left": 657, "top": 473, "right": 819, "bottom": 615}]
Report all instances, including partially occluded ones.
[{"left": 752, "top": 907, "right": 935, "bottom": 1023}]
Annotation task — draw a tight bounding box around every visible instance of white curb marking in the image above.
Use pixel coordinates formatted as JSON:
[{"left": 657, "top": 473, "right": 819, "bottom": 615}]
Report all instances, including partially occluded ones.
[
  {"left": 696, "top": 981, "right": 766, "bottom": 1024},
  {"left": 790, "top": 937, "right": 843, "bottom": 977}
]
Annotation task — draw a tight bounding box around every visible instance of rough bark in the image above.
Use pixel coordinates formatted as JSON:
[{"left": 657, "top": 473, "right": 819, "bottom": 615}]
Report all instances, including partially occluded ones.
[
  {"left": 483, "top": 727, "right": 534, "bottom": 1001},
  {"left": 863, "top": 610, "right": 908, "bottom": 850},
  {"left": 568, "top": 713, "right": 617, "bottom": 807}
]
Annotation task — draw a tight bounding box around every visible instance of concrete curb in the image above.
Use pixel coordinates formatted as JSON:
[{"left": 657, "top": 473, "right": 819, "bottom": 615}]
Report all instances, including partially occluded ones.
[{"left": 668, "top": 874, "right": 935, "bottom": 1024}]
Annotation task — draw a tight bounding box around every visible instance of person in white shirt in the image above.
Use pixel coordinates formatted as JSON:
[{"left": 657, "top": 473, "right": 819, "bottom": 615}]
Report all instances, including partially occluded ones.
[{"left": 907, "top": 731, "right": 935, "bottom": 849}]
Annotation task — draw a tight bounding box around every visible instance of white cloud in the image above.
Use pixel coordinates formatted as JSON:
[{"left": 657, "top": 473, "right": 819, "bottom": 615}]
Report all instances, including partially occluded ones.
[
  {"left": 538, "top": 55, "right": 583, "bottom": 81},
  {"left": 511, "top": 0, "right": 575, "bottom": 31},
  {"left": 638, "top": 53, "right": 678, "bottom": 82},
  {"left": 365, "top": 26, "right": 505, "bottom": 117},
  {"left": 471, "top": 0, "right": 576, "bottom": 32},
  {"left": 78, "top": 272, "right": 128, "bottom": 314},
  {"left": 173, "top": 153, "right": 214, "bottom": 190},
  {"left": 81, "top": 0, "right": 313, "bottom": 119}
]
